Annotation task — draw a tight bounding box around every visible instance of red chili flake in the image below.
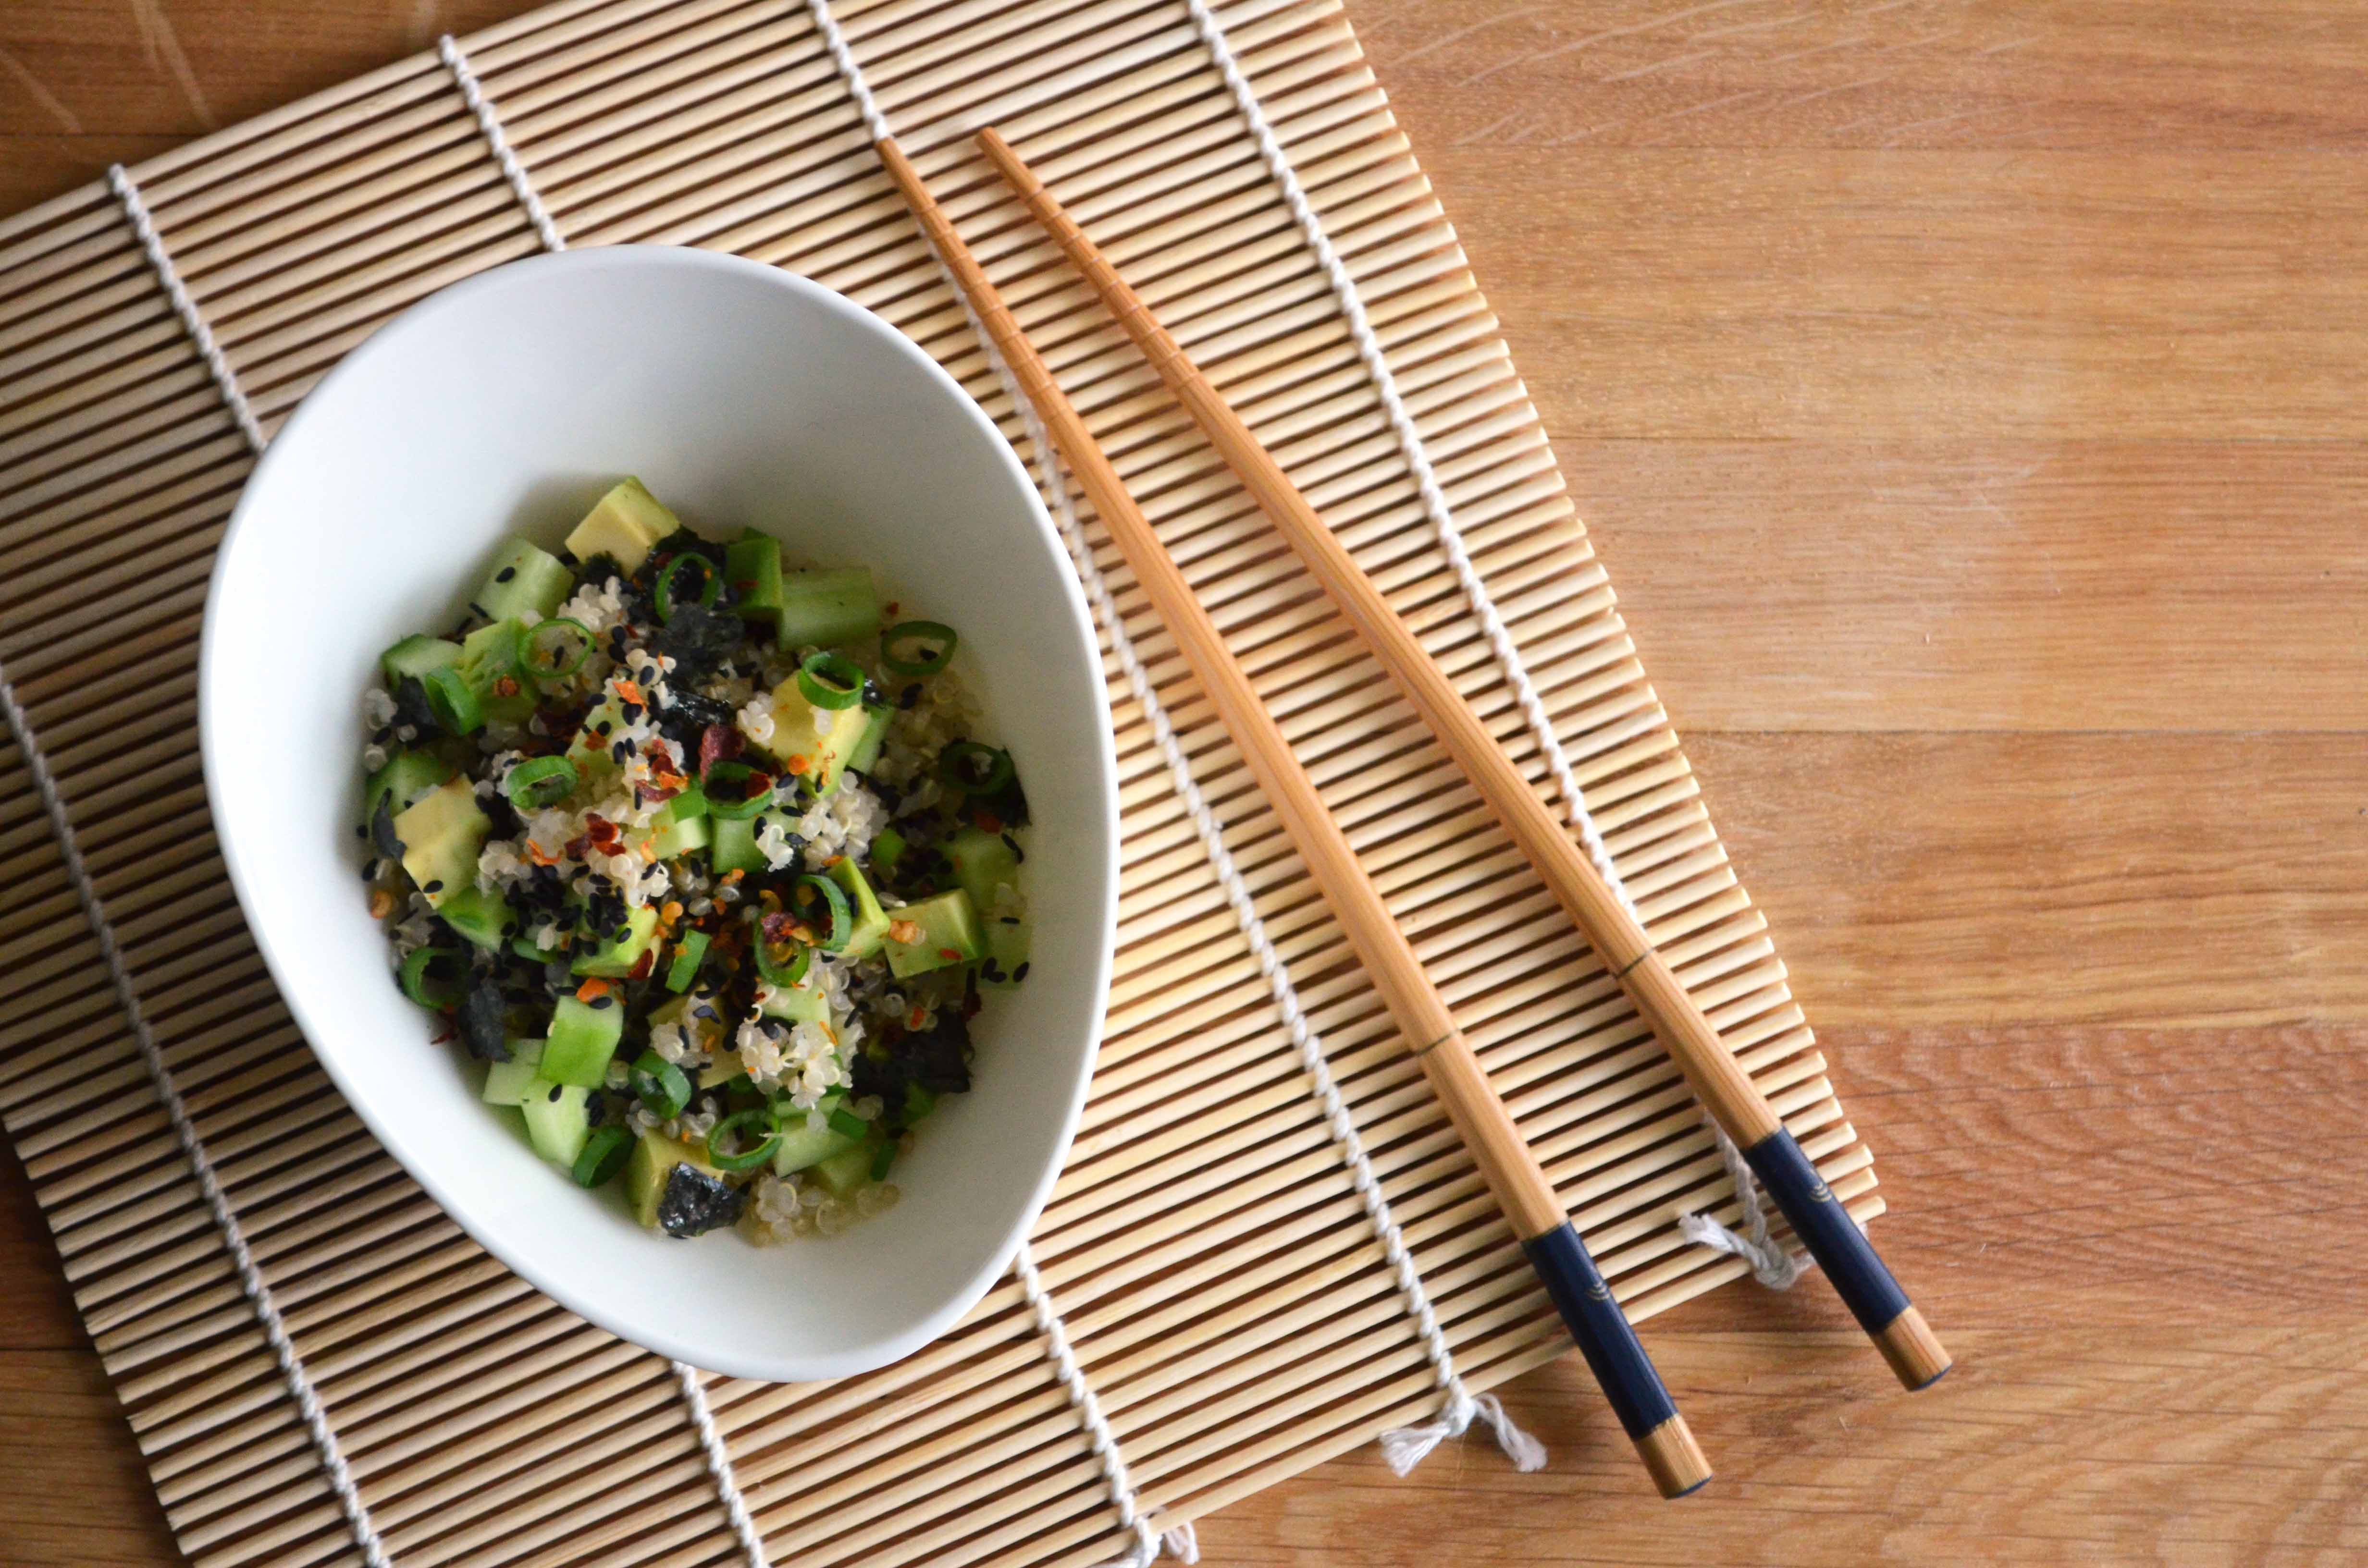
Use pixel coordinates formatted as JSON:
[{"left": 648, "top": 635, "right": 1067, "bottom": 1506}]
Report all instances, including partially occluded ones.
[
  {"left": 492, "top": 676, "right": 520, "bottom": 698},
  {"left": 887, "top": 919, "right": 922, "bottom": 945},
  {"left": 628, "top": 949, "right": 657, "bottom": 981},
  {"left": 761, "top": 910, "right": 798, "bottom": 944},
  {"left": 937, "top": 947, "right": 961, "bottom": 962},
  {"left": 784, "top": 754, "right": 810, "bottom": 776},
  {"left": 526, "top": 841, "right": 558, "bottom": 866},
  {"left": 699, "top": 723, "right": 741, "bottom": 775},
  {"left": 885, "top": 601, "right": 901, "bottom": 616},
  {"left": 612, "top": 677, "right": 645, "bottom": 706},
  {"left": 576, "top": 978, "right": 611, "bottom": 1003},
  {"left": 974, "top": 809, "right": 1002, "bottom": 834},
  {"left": 367, "top": 888, "right": 395, "bottom": 920},
  {"left": 430, "top": 1026, "right": 456, "bottom": 1045},
  {"left": 582, "top": 814, "right": 622, "bottom": 850},
  {"left": 906, "top": 1005, "right": 926, "bottom": 1029}
]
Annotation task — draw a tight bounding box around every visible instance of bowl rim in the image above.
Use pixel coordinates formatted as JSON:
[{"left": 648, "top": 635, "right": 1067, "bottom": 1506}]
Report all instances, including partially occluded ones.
[{"left": 197, "top": 244, "right": 1119, "bottom": 1380}]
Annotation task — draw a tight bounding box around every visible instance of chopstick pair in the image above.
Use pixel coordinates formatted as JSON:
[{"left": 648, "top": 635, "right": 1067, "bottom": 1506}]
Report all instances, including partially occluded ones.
[{"left": 884, "top": 128, "right": 1948, "bottom": 1494}]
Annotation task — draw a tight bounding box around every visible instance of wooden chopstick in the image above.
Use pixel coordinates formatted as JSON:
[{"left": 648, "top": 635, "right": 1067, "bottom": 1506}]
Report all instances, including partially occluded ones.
[
  {"left": 974, "top": 126, "right": 1952, "bottom": 1396},
  {"left": 876, "top": 134, "right": 1714, "bottom": 1500}
]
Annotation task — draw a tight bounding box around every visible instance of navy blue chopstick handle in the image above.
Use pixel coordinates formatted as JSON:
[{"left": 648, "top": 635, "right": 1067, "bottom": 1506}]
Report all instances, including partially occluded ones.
[
  {"left": 1522, "top": 1223, "right": 1678, "bottom": 1441},
  {"left": 1742, "top": 1127, "right": 1911, "bottom": 1336}
]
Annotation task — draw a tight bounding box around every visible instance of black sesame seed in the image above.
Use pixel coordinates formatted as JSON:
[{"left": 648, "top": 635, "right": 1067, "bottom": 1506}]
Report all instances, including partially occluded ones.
[
  {"left": 621, "top": 702, "right": 644, "bottom": 723},
  {"left": 611, "top": 740, "right": 632, "bottom": 763},
  {"left": 594, "top": 721, "right": 613, "bottom": 737},
  {"left": 1001, "top": 832, "right": 1024, "bottom": 862},
  {"left": 495, "top": 565, "right": 517, "bottom": 582},
  {"left": 590, "top": 994, "right": 615, "bottom": 1010},
  {"left": 1011, "top": 962, "right": 1030, "bottom": 982},
  {"left": 360, "top": 861, "right": 378, "bottom": 882},
  {"left": 613, "top": 926, "right": 630, "bottom": 942},
  {"left": 899, "top": 683, "right": 922, "bottom": 710},
  {"left": 547, "top": 1085, "right": 563, "bottom": 1102},
  {"left": 423, "top": 879, "right": 444, "bottom": 894},
  {"left": 354, "top": 824, "right": 368, "bottom": 840}
]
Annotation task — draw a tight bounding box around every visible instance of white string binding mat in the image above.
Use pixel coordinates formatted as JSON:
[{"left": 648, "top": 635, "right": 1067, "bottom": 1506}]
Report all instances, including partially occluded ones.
[
  {"left": 432, "top": 37, "right": 777, "bottom": 1567},
  {"left": 1176, "top": 0, "right": 1805, "bottom": 1293},
  {"left": 799, "top": 0, "right": 1544, "bottom": 1504},
  {"left": 64, "top": 176, "right": 390, "bottom": 1568}
]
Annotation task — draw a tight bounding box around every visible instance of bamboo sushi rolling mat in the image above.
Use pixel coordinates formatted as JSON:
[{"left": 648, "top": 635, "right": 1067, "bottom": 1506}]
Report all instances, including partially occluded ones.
[{"left": 0, "top": 0, "right": 1892, "bottom": 1562}]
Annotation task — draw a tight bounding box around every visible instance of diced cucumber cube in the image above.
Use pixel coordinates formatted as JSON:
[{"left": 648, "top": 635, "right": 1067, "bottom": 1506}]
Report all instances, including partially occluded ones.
[
  {"left": 810, "top": 1143, "right": 874, "bottom": 1200},
  {"left": 571, "top": 905, "right": 659, "bottom": 978},
  {"left": 481, "top": 1041, "right": 547, "bottom": 1105},
  {"left": 456, "top": 619, "right": 536, "bottom": 723},
  {"left": 776, "top": 566, "right": 876, "bottom": 650},
  {"left": 726, "top": 532, "right": 784, "bottom": 620},
  {"left": 759, "top": 974, "right": 830, "bottom": 1027},
  {"left": 521, "top": 1081, "right": 591, "bottom": 1167},
  {"left": 437, "top": 882, "right": 518, "bottom": 951},
  {"left": 770, "top": 1117, "right": 859, "bottom": 1176},
  {"left": 825, "top": 856, "right": 891, "bottom": 959},
  {"left": 381, "top": 633, "right": 461, "bottom": 686},
  {"left": 885, "top": 888, "right": 984, "bottom": 979},
  {"left": 474, "top": 537, "right": 573, "bottom": 623},
  {"left": 543, "top": 992, "right": 624, "bottom": 1087},
  {"left": 947, "top": 826, "right": 1028, "bottom": 986}
]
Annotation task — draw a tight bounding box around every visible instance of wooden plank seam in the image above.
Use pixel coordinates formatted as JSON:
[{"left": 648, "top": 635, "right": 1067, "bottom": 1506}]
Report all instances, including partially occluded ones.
[
  {"left": 438, "top": 32, "right": 770, "bottom": 1568},
  {"left": 1174, "top": 0, "right": 1804, "bottom": 1296},
  {"left": 799, "top": 0, "right": 1542, "bottom": 1509}
]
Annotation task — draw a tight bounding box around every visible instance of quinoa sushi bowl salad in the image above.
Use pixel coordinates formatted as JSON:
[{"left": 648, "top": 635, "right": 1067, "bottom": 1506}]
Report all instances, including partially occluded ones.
[{"left": 359, "top": 477, "right": 1032, "bottom": 1245}]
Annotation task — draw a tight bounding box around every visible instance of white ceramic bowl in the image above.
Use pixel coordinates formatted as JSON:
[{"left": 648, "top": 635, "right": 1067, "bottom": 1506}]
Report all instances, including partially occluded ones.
[{"left": 201, "top": 247, "right": 1117, "bottom": 1381}]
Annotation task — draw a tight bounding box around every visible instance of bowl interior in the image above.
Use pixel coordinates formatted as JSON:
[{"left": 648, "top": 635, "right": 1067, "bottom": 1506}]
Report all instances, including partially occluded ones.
[{"left": 202, "top": 247, "right": 1117, "bottom": 1381}]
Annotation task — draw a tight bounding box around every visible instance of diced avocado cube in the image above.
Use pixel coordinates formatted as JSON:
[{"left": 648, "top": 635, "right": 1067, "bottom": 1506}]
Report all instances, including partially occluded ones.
[
  {"left": 364, "top": 749, "right": 454, "bottom": 826},
  {"left": 455, "top": 619, "right": 536, "bottom": 723},
  {"left": 381, "top": 633, "right": 460, "bottom": 687},
  {"left": 566, "top": 478, "right": 681, "bottom": 573},
  {"left": 542, "top": 992, "right": 624, "bottom": 1087},
  {"left": 744, "top": 677, "right": 870, "bottom": 792},
  {"left": 521, "top": 1080, "right": 591, "bottom": 1167},
  {"left": 627, "top": 1129, "right": 721, "bottom": 1229},
  {"left": 436, "top": 882, "right": 518, "bottom": 951},
  {"left": 775, "top": 566, "right": 877, "bottom": 650},
  {"left": 571, "top": 904, "right": 660, "bottom": 979},
  {"left": 769, "top": 1115, "right": 859, "bottom": 1176},
  {"left": 810, "top": 1142, "right": 873, "bottom": 1200},
  {"left": 393, "top": 777, "right": 489, "bottom": 909},
  {"left": 726, "top": 532, "right": 784, "bottom": 620},
  {"left": 844, "top": 702, "right": 894, "bottom": 778},
  {"left": 481, "top": 1041, "right": 547, "bottom": 1106},
  {"left": 884, "top": 888, "right": 985, "bottom": 978},
  {"left": 474, "top": 537, "right": 573, "bottom": 623},
  {"left": 824, "top": 856, "right": 892, "bottom": 959}
]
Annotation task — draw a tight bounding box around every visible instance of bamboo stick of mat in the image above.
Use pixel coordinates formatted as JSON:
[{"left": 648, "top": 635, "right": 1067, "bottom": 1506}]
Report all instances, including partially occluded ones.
[
  {"left": 975, "top": 126, "right": 1950, "bottom": 1395},
  {"left": 878, "top": 134, "right": 1714, "bottom": 1500}
]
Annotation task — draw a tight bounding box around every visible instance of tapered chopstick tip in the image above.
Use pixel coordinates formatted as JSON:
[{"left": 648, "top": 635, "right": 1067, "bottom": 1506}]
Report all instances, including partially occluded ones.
[{"left": 1877, "top": 1305, "right": 1953, "bottom": 1391}]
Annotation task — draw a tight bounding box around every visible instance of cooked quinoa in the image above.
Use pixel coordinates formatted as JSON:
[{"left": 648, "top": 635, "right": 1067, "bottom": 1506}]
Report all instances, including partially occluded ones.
[{"left": 360, "top": 478, "right": 1031, "bottom": 1241}]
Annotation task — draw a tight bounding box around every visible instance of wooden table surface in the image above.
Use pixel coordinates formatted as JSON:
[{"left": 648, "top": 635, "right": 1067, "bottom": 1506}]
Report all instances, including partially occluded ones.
[{"left": 5, "top": 1, "right": 2365, "bottom": 1563}]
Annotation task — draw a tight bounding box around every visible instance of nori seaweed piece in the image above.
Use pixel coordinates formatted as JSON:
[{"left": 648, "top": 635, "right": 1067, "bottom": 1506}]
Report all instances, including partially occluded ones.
[
  {"left": 370, "top": 795, "right": 403, "bottom": 860},
  {"left": 390, "top": 675, "right": 438, "bottom": 734},
  {"left": 656, "top": 1164, "right": 745, "bottom": 1238},
  {"left": 456, "top": 975, "right": 511, "bottom": 1062},
  {"left": 851, "top": 1010, "right": 974, "bottom": 1105},
  {"left": 652, "top": 601, "right": 744, "bottom": 674}
]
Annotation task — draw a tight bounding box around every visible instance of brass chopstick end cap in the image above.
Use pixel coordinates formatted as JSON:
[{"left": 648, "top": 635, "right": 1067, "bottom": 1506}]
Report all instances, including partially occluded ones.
[
  {"left": 1877, "top": 1304, "right": 1953, "bottom": 1391},
  {"left": 1636, "top": 1415, "right": 1712, "bottom": 1499}
]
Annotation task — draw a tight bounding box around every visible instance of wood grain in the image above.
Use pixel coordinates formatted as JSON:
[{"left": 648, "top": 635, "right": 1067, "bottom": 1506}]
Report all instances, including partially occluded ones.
[{"left": 5, "top": 0, "right": 2366, "bottom": 1563}]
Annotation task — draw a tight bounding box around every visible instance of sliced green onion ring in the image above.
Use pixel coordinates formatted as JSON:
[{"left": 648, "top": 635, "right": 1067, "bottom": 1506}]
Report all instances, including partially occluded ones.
[
  {"left": 752, "top": 929, "right": 811, "bottom": 987},
  {"left": 826, "top": 1106, "right": 869, "bottom": 1141},
  {"left": 664, "top": 930, "right": 711, "bottom": 993},
  {"left": 629, "top": 1050, "right": 692, "bottom": 1121},
  {"left": 398, "top": 946, "right": 469, "bottom": 1009},
  {"left": 938, "top": 740, "right": 1015, "bottom": 796},
  {"left": 793, "top": 872, "right": 852, "bottom": 952},
  {"left": 505, "top": 755, "right": 578, "bottom": 811},
  {"left": 701, "top": 760, "right": 773, "bottom": 820},
  {"left": 654, "top": 554, "right": 721, "bottom": 623},
  {"left": 796, "top": 650, "right": 864, "bottom": 710},
  {"left": 523, "top": 616, "right": 594, "bottom": 682},
  {"left": 705, "top": 1107, "right": 781, "bottom": 1173},
  {"left": 571, "top": 1125, "right": 633, "bottom": 1188},
  {"left": 880, "top": 620, "right": 958, "bottom": 676},
  {"left": 422, "top": 665, "right": 483, "bottom": 735}
]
